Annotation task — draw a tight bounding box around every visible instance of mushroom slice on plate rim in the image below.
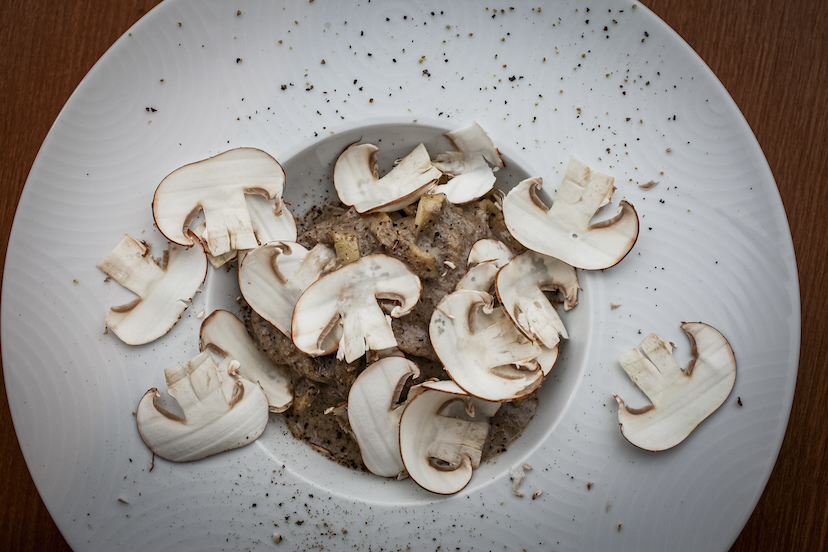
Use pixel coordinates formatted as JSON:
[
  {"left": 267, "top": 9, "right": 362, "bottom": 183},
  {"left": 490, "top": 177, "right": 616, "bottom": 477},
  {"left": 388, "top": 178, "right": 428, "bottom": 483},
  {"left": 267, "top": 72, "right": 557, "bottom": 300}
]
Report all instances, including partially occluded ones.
[{"left": 613, "top": 322, "right": 737, "bottom": 451}]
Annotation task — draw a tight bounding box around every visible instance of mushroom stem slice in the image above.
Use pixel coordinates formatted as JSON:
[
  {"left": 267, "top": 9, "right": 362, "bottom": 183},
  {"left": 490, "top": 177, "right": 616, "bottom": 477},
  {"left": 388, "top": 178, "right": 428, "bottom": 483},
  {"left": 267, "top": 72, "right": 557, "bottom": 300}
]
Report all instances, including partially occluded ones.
[
  {"left": 399, "top": 382, "right": 490, "bottom": 495},
  {"left": 348, "top": 356, "right": 421, "bottom": 478},
  {"left": 444, "top": 121, "right": 505, "bottom": 169},
  {"left": 456, "top": 239, "right": 514, "bottom": 293},
  {"left": 334, "top": 142, "right": 441, "bottom": 214},
  {"left": 136, "top": 351, "right": 269, "bottom": 462},
  {"left": 291, "top": 254, "right": 422, "bottom": 363},
  {"left": 495, "top": 250, "right": 579, "bottom": 349},
  {"left": 502, "top": 157, "right": 639, "bottom": 270},
  {"left": 199, "top": 310, "right": 293, "bottom": 413},
  {"left": 97, "top": 235, "right": 207, "bottom": 345},
  {"left": 431, "top": 153, "right": 496, "bottom": 204},
  {"left": 152, "top": 148, "right": 286, "bottom": 258},
  {"left": 239, "top": 241, "right": 336, "bottom": 337},
  {"left": 613, "top": 322, "right": 737, "bottom": 451},
  {"left": 430, "top": 290, "right": 543, "bottom": 402}
]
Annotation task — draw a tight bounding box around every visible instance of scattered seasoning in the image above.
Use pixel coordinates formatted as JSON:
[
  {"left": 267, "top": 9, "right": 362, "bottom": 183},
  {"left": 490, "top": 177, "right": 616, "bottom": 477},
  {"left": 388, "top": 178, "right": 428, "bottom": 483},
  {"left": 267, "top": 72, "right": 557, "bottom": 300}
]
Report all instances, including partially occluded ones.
[
  {"left": 618, "top": 523, "right": 622, "bottom": 532},
  {"left": 320, "top": 59, "right": 326, "bottom": 64},
  {"left": 587, "top": 482, "right": 593, "bottom": 490},
  {"left": 610, "top": 303, "right": 621, "bottom": 310},
  {"left": 236, "top": 58, "right": 242, "bottom": 63},
  {"left": 532, "top": 490, "right": 543, "bottom": 499},
  {"left": 737, "top": 397, "right": 743, "bottom": 406},
  {"left": 639, "top": 180, "right": 659, "bottom": 189},
  {"left": 117, "top": 498, "right": 129, "bottom": 504},
  {"left": 606, "top": 501, "right": 612, "bottom": 512},
  {"left": 272, "top": 532, "right": 282, "bottom": 544}
]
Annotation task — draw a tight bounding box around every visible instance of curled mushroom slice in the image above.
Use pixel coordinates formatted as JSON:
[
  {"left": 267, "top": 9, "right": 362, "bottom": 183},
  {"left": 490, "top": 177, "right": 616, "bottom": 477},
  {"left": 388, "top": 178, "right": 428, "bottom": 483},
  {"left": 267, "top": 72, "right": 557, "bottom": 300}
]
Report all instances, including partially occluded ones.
[
  {"left": 348, "top": 356, "right": 420, "bottom": 478},
  {"left": 502, "top": 157, "right": 639, "bottom": 270},
  {"left": 239, "top": 241, "right": 335, "bottom": 337},
  {"left": 431, "top": 122, "right": 503, "bottom": 204},
  {"left": 495, "top": 250, "right": 579, "bottom": 350},
  {"left": 430, "top": 290, "right": 543, "bottom": 402},
  {"left": 136, "top": 351, "right": 269, "bottom": 462},
  {"left": 334, "top": 142, "right": 441, "bottom": 214},
  {"left": 152, "top": 148, "right": 286, "bottom": 258},
  {"left": 443, "top": 121, "right": 505, "bottom": 169},
  {"left": 399, "top": 380, "right": 491, "bottom": 495},
  {"left": 456, "top": 239, "right": 514, "bottom": 292},
  {"left": 613, "top": 322, "right": 737, "bottom": 451},
  {"left": 97, "top": 235, "right": 207, "bottom": 345},
  {"left": 200, "top": 310, "right": 293, "bottom": 413},
  {"left": 292, "top": 254, "right": 422, "bottom": 363}
]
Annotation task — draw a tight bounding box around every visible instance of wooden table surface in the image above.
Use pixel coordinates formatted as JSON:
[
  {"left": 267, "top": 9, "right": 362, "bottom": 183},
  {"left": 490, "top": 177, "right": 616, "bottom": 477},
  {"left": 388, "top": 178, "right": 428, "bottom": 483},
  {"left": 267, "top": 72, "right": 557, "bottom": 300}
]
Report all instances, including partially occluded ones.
[{"left": 1, "top": 1, "right": 825, "bottom": 550}]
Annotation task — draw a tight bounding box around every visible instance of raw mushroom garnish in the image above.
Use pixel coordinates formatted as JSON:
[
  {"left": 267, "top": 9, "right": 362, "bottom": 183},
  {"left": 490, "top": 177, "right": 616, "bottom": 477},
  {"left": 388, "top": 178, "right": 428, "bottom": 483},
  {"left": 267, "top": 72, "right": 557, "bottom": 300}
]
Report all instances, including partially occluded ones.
[
  {"left": 431, "top": 122, "right": 504, "bottom": 204},
  {"left": 97, "top": 234, "right": 207, "bottom": 345},
  {"left": 136, "top": 350, "right": 269, "bottom": 462},
  {"left": 613, "top": 322, "right": 737, "bottom": 451},
  {"left": 199, "top": 310, "right": 293, "bottom": 412},
  {"left": 502, "top": 157, "right": 639, "bottom": 270},
  {"left": 495, "top": 250, "right": 579, "bottom": 350},
  {"left": 291, "top": 254, "right": 422, "bottom": 363},
  {"left": 399, "top": 379, "right": 491, "bottom": 495},
  {"left": 455, "top": 238, "right": 514, "bottom": 293},
  {"left": 347, "top": 356, "right": 420, "bottom": 478},
  {"left": 152, "top": 148, "right": 287, "bottom": 259},
  {"left": 430, "top": 290, "right": 543, "bottom": 402},
  {"left": 238, "top": 241, "right": 336, "bottom": 337},
  {"left": 194, "top": 194, "right": 298, "bottom": 268},
  {"left": 333, "top": 142, "right": 441, "bottom": 213}
]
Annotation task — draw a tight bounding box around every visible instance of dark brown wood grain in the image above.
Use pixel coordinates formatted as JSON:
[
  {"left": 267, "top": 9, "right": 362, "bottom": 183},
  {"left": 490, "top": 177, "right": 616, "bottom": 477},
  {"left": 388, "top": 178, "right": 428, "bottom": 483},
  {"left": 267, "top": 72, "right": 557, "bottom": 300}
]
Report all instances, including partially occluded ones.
[{"left": 1, "top": 1, "right": 825, "bottom": 551}]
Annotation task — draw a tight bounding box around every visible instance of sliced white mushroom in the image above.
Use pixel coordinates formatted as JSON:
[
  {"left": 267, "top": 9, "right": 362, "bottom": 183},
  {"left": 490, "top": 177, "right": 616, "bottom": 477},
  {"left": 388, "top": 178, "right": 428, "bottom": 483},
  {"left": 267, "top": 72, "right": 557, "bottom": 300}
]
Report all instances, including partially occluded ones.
[
  {"left": 152, "top": 148, "right": 286, "bottom": 258},
  {"left": 502, "top": 157, "right": 639, "bottom": 270},
  {"left": 431, "top": 152, "right": 496, "bottom": 204},
  {"left": 291, "top": 254, "right": 422, "bottom": 363},
  {"left": 431, "top": 122, "right": 503, "bottom": 204},
  {"left": 443, "top": 121, "right": 505, "bottom": 169},
  {"left": 430, "top": 290, "right": 543, "bottom": 402},
  {"left": 613, "top": 322, "right": 737, "bottom": 451},
  {"left": 333, "top": 142, "right": 441, "bottom": 214},
  {"left": 347, "top": 356, "right": 420, "bottom": 477},
  {"left": 467, "top": 238, "right": 513, "bottom": 267},
  {"left": 199, "top": 310, "right": 293, "bottom": 413},
  {"left": 238, "top": 241, "right": 335, "bottom": 337},
  {"left": 97, "top": 235, "right": 207, "bottom": 345},
  {"left": 193, "top": 195, "right": 298, "bottom": 268},
  {"left": 399, "top": 380, "right": 490, "bottom": 494},
  {"left": 422, "top": 379, "right": 502, "bottom": 420},
  {"left": 495, "top": 250, "right": 579, "bottom": 350},
  {"left": 136, "top": 351, "right": 269, "bottom": 462},
  {"left": 456, "top": 239, "right": 514, "bottom": 292}
]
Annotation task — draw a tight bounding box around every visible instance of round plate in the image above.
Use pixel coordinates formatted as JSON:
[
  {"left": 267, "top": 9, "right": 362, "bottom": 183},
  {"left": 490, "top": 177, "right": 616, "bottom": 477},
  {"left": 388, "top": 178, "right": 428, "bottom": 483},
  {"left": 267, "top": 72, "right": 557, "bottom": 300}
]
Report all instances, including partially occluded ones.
[{"left": 1, "top": 1, "right": 799, "bottom": 550}]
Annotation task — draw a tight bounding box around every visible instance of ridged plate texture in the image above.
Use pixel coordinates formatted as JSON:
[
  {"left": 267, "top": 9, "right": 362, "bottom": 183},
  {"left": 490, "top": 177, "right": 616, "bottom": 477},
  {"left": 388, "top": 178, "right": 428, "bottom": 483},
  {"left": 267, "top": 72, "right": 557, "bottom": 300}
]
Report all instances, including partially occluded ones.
[{"left": 1, "top": 1, "right": 799, "bottom": 551}]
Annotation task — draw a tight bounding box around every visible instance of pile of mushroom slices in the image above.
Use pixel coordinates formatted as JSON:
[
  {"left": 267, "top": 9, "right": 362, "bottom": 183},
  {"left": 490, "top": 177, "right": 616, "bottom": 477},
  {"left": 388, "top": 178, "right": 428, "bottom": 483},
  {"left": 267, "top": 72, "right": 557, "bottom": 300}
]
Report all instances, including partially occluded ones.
[{"left": 97, "top": 121, "right": 735, "bottom": 489}]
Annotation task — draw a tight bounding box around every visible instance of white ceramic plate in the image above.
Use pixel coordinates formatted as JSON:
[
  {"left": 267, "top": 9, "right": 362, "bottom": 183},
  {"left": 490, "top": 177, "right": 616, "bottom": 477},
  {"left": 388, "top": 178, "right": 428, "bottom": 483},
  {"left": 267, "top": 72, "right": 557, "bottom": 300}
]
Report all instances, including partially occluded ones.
[{"left": 2, "top": 1, "right": 799, "bottom": 550}]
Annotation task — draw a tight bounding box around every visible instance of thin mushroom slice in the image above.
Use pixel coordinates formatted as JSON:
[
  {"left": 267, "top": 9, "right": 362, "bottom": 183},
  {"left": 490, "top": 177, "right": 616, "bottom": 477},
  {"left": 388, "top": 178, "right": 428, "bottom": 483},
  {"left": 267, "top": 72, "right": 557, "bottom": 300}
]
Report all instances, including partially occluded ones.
[
  {"left": 495, "top": 250, "right": 579, "bottom": 350},
  {"left": 136, "top": 351, "right": 269, "bottom": 462},
  {"left": 399, "top": 381, "right": 490, "bottom": 495},
  {"left": 430, "top": 290, "right": 543, "bottom": 402},
  {"left": 152, "top": 148, "right": 286, "bottom": 258},
  {"left": 97, "top": 234, "right": 207, "bottom": 345},
  {"left": 200, "top": 310, "right": 293, "bottom": 413},
  {"left": 291, "top": 254, "right": 422, "bottom": 363},
  {"left": 333, "top": 142, "right": 441, "bottom": 214},
  {"left": 431, "top": 122, "right": 504, "bottom": 204},
  {"left": 194, "top": 195, "right": 298, "bottom": 268},
  {"left": 613, "top": 322, "right": 737, "bottom": 451},
  {"left": 443, "top": 121, "right": 505, "bottom": 169},
  {"left": 239, "top": 241, "right": 336, "bottom": 337},
  {"left": 456, "top": 239, "right": 514, "bottom": 293},
  {"left": 502, "top": 157, "right": 639, "bottom": 270},
  {"left": 348, "top": 356, "right": 421, "bottom": 478}
]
